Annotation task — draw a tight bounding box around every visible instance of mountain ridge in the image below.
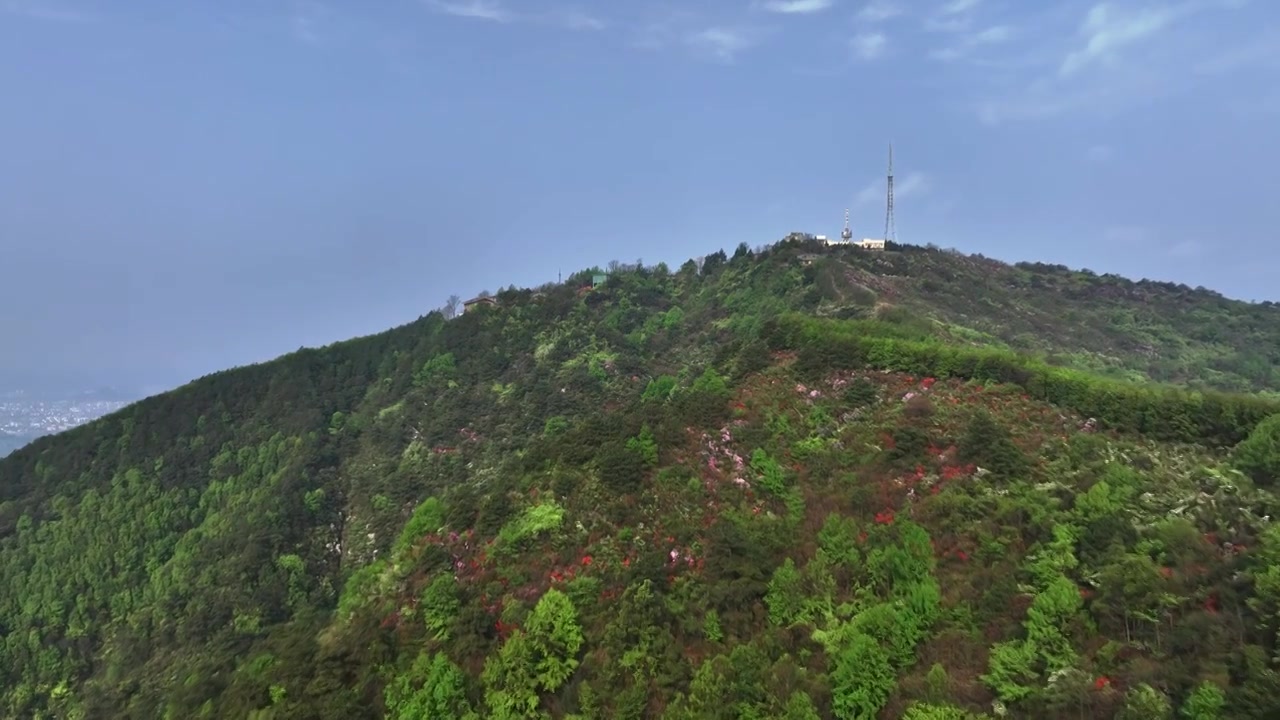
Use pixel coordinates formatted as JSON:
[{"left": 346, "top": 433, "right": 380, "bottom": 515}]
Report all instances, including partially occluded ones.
[{"left": 2, "top": 239, "right": 1280, "bottom": 719}]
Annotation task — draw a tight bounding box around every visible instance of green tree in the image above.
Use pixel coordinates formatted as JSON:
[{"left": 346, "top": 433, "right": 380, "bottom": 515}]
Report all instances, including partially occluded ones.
[
  {"left": 766, "top": 558, "right": 806, "bottom": 626},
  {"left": 902, "top": 703, "right": 991, "bottom": 719},
  {"left": 1025, "top": 574, "right": 1083, "bottom": 673},
  {"left": 626, "top": 425, "right": 659, "bottom": 467},
  {"left": 1117, "top": 683, "right": 1172, "bottom": 720},
  {"left": 781, "top": 691, "right": 822, "bottom": 720},
  {"left": 925, "top": 663, "right": 950, "bottom": 703},
  {"left": 957, "top": 410, "right": 1030, "bottom": 480},
  {"left": 385, "top": 652, "right": 479, "bottom": 720},
  {"left": 420, "top": 575, "right": 459, "bottom": 641},
  {"left": 483, "top": 631, "right": 544, "bottom": 720},
  {"left": 981, "top": 640, "right": 1037, "bottom": 703},
  {"left": 830, "top": 631, "right": 895, "bottom": 719},
  {"left": 1234, "top": 413, "right": 1280, "bottom": 486},
  {"left": 525, "top": 588, "right": 585, "bottom": 691},
  {"left": 1181, "top": 681, "right": 1226, "bottom": 720}
]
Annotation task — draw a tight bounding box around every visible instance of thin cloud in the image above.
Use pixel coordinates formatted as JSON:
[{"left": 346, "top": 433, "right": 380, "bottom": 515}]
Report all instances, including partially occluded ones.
[
  {"left": 1193, "top": 27, "right": 1280, "bottom": 74},
  {"left": 761, "top": 0, "right": 833, "bottom": 14},
  {"left": 425, "top": 1, "right": 605, "bottom": 31},
  {"left": 975, "top": 69, "right": 1174, "bottom": 125},
  {"left": 1, "top": 0, "right": 92, "bottom": 22},
  {"left": 857, "top": 1, "right": 902, "bottom": 22},
  {"left": 851, "top": 32, "right": 887, "bottom": 60},
  {"left": 941, "top": 0, "right": 980, "bottom": 14},
  {"left": 289, "top": 0, "right": 331, "bottom": 46},
  {"left": 924, "top": 0, "right": 981, "bottom": 32},
  {"left": 971, "top": 0, "right": 1255, "bottom": 124},
  {"left": 896, "top": 173, "right": 930, "bottom": 199},
  {"left": 854, "top": 171, "right": 929, "bottom": 208},
  {"left": 425, "top": 0, "right": 513, "bottom": 23},
  {"left": 930, "top": 23, "right": 1013, "bottom": 61},
  {"left": 1059, "top": 3, "right": 1184, "bottom": 77},
  {"left": 1087, "top": 144, "right": 1115, "bottom": 163},
  {"left": 551, "top": 9, "right": 605, "bottom": 31},
  {"left": 688, "top": 26, "right": 757, "bottom": 62},
  {"left": 292, "top": 14, "right": 321, "bottom": 44}
]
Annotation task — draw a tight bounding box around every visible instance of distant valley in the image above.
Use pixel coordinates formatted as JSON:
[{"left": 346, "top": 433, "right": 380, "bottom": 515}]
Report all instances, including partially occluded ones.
[
  {"left": 0, "top": 390, "right": 134, "bottom": 457},
  {"left": 0, "top": 434, "right": 26, "bottom": 458}
]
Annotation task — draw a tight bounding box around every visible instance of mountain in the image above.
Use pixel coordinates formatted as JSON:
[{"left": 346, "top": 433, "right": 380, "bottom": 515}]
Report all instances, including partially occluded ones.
[{"left": 2, "top": 239, "right": 1280, "bottom": 720}]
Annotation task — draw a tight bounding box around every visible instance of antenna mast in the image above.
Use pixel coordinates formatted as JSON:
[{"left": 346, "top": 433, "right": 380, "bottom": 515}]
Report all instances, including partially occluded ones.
[
  {"left": 884, "top": 143, "right": 896, "bottom": 244},
  {"left": 841, "top": 208, "right": 853, "bottom": 241}
]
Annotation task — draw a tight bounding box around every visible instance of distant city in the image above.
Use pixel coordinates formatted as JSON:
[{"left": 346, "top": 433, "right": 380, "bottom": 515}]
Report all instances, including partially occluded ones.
[{"left": 0, "top": 389, "right": 136, "bottom": 457}]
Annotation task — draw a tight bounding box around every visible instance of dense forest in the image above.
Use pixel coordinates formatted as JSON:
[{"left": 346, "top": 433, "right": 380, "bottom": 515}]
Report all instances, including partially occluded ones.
[{"left": 2, "top": 238, "right": 1280, "bottom": 719}]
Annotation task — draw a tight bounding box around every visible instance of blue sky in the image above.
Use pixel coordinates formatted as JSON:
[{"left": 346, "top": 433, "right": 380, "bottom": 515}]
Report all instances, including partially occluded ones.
[{"left": 1, "top": 0, "right": 1277, "bottom": 394}]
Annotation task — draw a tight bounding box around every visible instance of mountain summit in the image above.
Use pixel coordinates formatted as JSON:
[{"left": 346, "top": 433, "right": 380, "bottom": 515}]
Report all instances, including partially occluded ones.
[{"left": 2, "top": 239, "right": 1279, "bottom": 719}]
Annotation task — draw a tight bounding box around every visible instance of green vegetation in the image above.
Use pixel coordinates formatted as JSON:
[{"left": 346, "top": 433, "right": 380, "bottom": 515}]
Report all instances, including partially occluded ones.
[{"left": 2, "top": 240, "right": 1280, "bottom": 719}]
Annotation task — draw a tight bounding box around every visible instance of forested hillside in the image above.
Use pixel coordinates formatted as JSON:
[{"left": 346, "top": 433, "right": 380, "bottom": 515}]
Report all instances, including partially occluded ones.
[
  {"left": 804, "top": 246, "right": 1280, "bottom": 394},
  {"left": 3, "top": 239, "right": 1280, "bottom": 719}
]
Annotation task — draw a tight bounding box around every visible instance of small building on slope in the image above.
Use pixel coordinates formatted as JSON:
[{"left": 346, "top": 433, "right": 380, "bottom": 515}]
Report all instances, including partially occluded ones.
[{"left": 462, "top": 296, "right": 498, "bottom": 313}]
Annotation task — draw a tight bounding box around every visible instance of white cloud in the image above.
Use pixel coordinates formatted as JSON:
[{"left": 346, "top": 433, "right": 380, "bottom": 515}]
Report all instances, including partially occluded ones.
[
  {"left": 425, "top": 0, "right": 513, "bottom": 23},
  {"left": 761, "top": 0, "right": 833, "bottom": 14},
  {"left": 851, "top": 32, "right": 887, "bottom": 60},
  {"left": 688, "top": 27, "right": 757, "bottom": 62},
  {"left": 1059, "top": 3, "right": 1184, "bottom": 77},
  {"left": 857, "top": 1, "right": 901, "bottom": 22}
]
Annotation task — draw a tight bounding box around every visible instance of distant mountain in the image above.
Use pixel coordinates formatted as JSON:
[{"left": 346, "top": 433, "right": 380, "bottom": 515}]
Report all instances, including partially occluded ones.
[
  {"left": 2, "top": 239, "right": 1280, "bottom": 719},
  {"left": 73, "top": 386, "right": 141, "bottom": 403},
  {"left": 0, "top": 386, "right": 141, "bottom": 403},
  {"left": 0, "top": 434, "right": 28, "bottom": 458}
]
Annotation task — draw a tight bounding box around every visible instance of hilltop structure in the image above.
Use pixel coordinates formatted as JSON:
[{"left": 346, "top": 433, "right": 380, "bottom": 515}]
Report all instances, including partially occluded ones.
[
  {"left": 816, "top": 144, "right": 898, "bottom": 251},
  {"left": 462, "top": 295, "right": 498, "bottom": 313}
]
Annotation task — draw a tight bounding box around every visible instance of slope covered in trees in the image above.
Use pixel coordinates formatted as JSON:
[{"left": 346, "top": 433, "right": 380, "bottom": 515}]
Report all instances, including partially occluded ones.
[
  {"left": 801, "top": 243, "right": 1280, "bottom": 395},
  {"left": 2, "top": 239, "right": 1280, "bottom": 719}
]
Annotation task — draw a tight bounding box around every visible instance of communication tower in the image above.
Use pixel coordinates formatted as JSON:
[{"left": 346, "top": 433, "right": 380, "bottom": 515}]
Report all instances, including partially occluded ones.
[
  {"left": 884, "top": 143, "right": 896, "bottom": 244},
  {"left": 841, "top": 208, "right": 853, "bottom": 241}
]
